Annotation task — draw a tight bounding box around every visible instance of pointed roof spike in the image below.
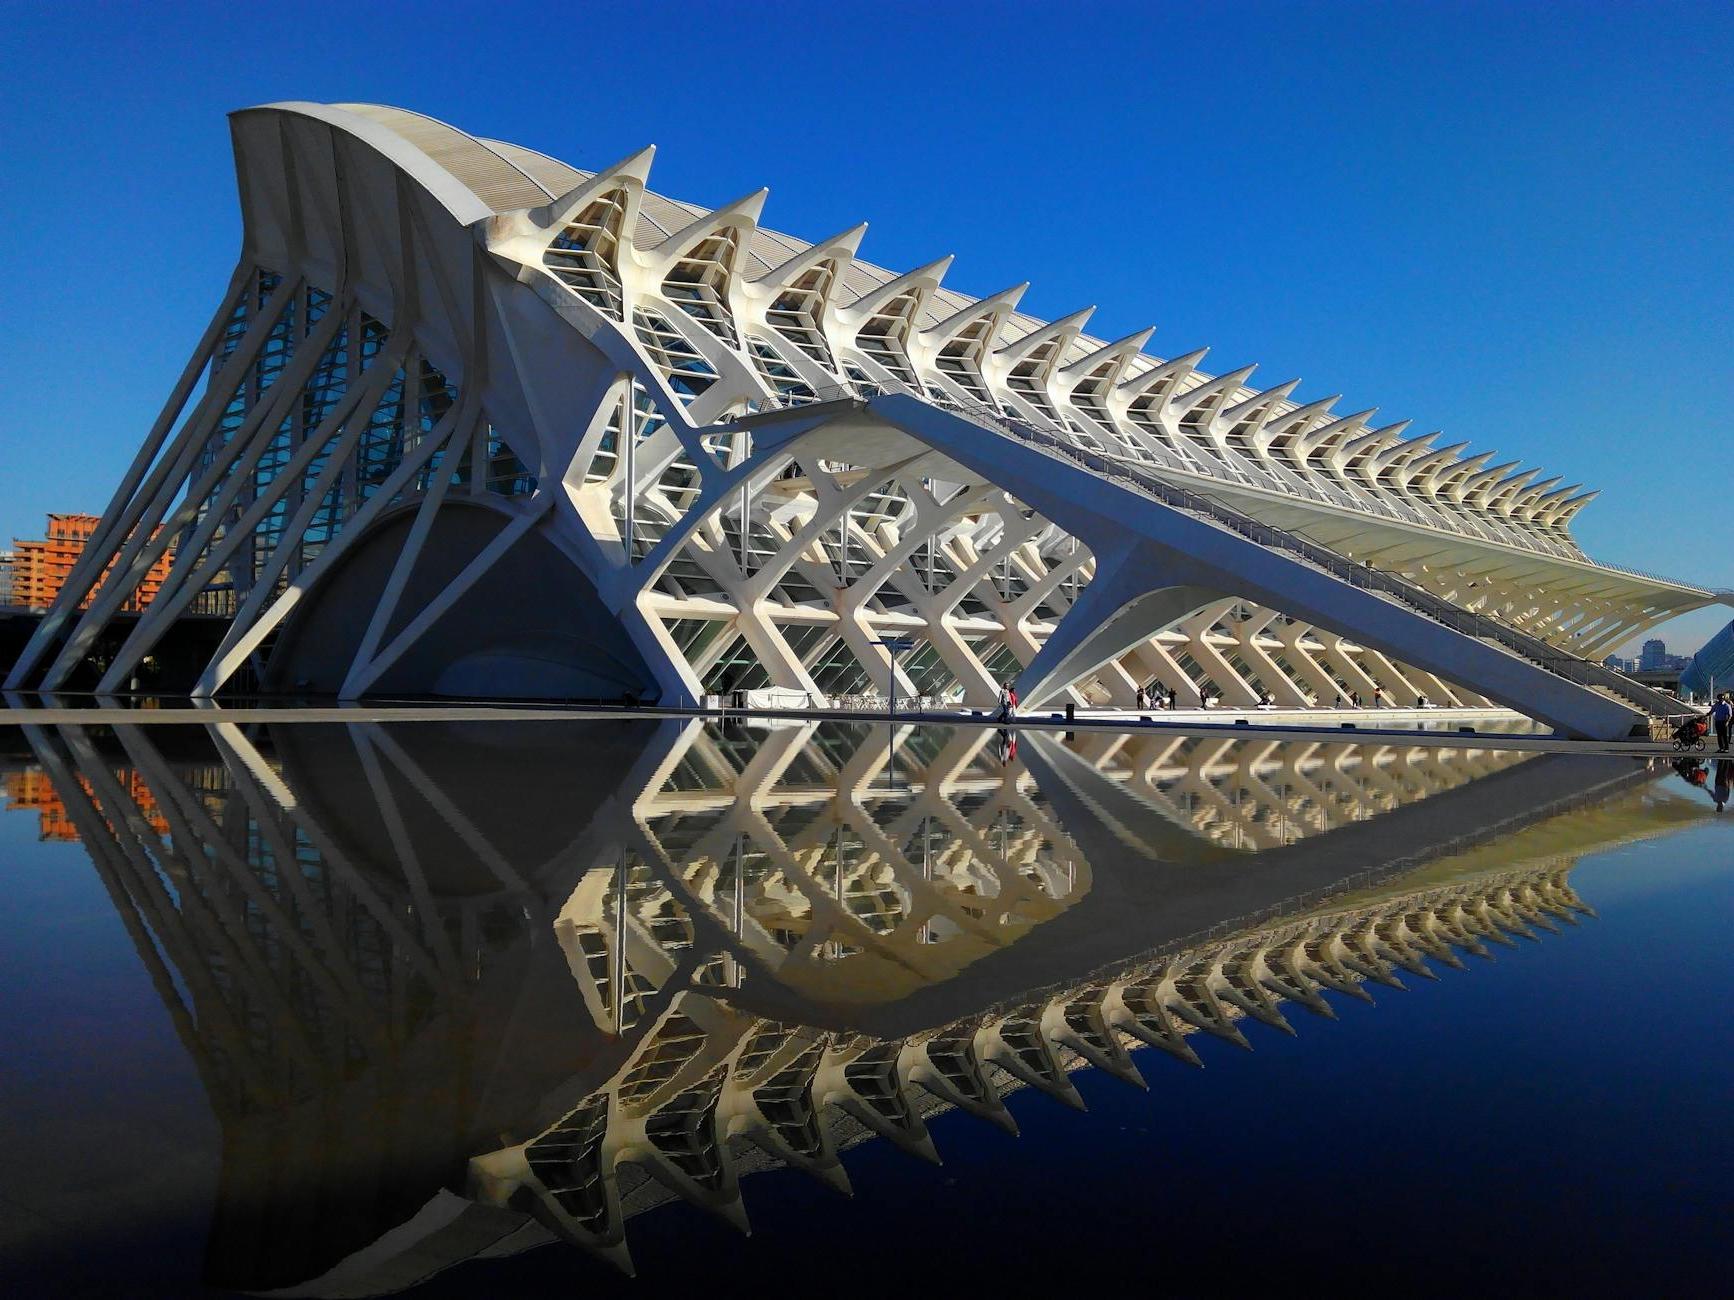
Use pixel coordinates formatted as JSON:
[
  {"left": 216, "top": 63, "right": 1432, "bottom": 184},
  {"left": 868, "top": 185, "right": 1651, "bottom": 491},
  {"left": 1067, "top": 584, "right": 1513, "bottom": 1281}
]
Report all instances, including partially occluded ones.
[
  {"left": 752, "top": 220, "right": 869, "bottom": 283},
  {"left": 1510, "top": 474, "right": 1566, "bottom": 516},
  {"left": 1168, "top": 364, "right": 1257, "bottom": 421},
  {"left": 645, "top": 187, "right": 770, "bottom": 267},
  {"left": 1221, "top": 378, "right": 1301, "bottom": 425},
  {"left": 1462, "top": 459, "right": 1521, "bottom": 495},
  {"left": 1295, "top": 408, "right": 1377, "bottom": 457},
  {"left": 601, "top": 1239, "right": 637, "bottom": 1278},
  {"left": 1357, "top": 424, "right": 1419, "bottom": 473},
  {"left": 808, "top": 1161, "right": 853, "bottom": 1197},
  {"left": 1190, "top": 363, "right": 1257, "bottom": 395},
  {"left": 1259, "top": 394, "right": 1341, "bottom": 445},
  {"left": 920, "top": 281, "right": 1030, "bottom": 343},
  {"left": 1116, "top": 346, "right": 1209, "bottom": 398},
  {"left": 993, "top": 305, "right": 1098, "bottom": 363},
  {"left": 1343, "top": 426, "right": 1401, "bottom": 459},
  {"left": 1415, "top": 438, "right": 1469, "bottom": 466},
  {"left": 1485, "top": 466, "right": 1543, "bottom": 506},
  {"left": 716, "top": 1193, "right": 752, "bottom": 1236},
  {"left": 1058, "top": 326, "right": 1156, "bottom": 384},
  {"left": 909, "top": 1132, "right": 943, "bottom": 1166},
  {"left": 1520, "top": 473, "right": 1564, "bottom": 499},
  {"left": 835, "top": 254, "right": 955, "bottom": 320},
  {"left": 527, "top": 143, "right": 656, "bottom": 230},
  {"left": 1438, "top": 451, "right": 1496, "bottom": 492},
  {"left": 1275, "top": 394, "right": 1340, "bottom": 421}
]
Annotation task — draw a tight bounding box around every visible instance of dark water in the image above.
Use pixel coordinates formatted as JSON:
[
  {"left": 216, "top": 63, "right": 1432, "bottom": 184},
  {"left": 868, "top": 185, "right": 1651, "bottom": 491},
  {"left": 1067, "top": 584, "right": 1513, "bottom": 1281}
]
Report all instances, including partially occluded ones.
[{"left": 0, "top": 715, "right": 1729, "bottom": 1297}]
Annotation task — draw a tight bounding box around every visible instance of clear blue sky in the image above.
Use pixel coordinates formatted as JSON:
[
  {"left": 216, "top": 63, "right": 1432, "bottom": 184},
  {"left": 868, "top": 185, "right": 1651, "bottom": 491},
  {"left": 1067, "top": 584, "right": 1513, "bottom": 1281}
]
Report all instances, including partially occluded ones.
[{"left": 1, "top": 0, "right": 1728, "bottom": 653}]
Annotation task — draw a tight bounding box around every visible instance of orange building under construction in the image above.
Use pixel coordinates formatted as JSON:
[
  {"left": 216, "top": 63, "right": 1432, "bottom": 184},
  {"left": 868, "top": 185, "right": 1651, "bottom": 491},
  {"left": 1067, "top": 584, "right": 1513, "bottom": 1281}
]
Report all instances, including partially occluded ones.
[{"left": 5, "top": 513, "right": 175, "bottom": 612}]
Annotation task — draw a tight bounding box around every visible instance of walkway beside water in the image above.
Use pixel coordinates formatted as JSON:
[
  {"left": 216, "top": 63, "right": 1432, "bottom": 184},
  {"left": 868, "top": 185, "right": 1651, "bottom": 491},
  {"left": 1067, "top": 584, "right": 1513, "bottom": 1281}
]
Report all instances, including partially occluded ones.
[{"left": 0, "top": 698, "right": 1708, "bottom": 759}]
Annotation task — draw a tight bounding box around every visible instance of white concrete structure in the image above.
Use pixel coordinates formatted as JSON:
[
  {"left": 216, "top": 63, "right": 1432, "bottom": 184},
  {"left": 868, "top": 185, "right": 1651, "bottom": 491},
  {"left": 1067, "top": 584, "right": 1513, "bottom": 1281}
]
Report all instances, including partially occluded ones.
[{"left": 9, "top": 102, "right": 1727, "bottom": 737}]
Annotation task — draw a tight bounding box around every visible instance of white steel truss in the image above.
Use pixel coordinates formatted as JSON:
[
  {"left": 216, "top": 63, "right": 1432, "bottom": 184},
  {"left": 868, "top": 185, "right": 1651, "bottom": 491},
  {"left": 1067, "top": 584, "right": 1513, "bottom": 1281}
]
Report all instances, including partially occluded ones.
[{"left": 9, "top": 102, "right": 1725, "bottom": 736}]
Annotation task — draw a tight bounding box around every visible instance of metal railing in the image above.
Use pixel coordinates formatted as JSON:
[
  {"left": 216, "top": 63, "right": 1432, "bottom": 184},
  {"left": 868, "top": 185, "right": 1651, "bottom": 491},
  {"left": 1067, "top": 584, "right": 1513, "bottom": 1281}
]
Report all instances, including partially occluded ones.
[{"left": 818, "top": 384, "right": 1691, "bottom": 723}]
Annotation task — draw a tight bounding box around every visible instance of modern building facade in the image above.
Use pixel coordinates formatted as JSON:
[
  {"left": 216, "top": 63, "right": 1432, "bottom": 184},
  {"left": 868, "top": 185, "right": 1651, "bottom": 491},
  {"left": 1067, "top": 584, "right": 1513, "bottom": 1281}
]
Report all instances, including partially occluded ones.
[
  {"left": 4, "top": 512, "right": 175, "bottom": 612},
  {"left": 7, "top": 103, "right": 1727, "bottom": 735},
  {"left": 1681, "top": 620, "right": 1734, "bottom": 699}
]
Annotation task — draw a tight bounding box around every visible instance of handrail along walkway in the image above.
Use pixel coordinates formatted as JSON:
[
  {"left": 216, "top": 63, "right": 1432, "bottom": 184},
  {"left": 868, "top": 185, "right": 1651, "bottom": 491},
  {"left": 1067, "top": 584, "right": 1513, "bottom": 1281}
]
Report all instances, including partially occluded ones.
[{"left": 789, "top": 383, "right": 1693, "bottom": 724}]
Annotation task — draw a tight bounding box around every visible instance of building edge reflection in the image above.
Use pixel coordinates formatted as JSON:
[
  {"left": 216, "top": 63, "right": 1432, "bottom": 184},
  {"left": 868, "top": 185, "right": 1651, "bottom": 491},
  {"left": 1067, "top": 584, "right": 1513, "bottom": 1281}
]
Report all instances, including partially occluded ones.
[{"left": 0, "top": 717, "right": 1686, "bottom": 1292}]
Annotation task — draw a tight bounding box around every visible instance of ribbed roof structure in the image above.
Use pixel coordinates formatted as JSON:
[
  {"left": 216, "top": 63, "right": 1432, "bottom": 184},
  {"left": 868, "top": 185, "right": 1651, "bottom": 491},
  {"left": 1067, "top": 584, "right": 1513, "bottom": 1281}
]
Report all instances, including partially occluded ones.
[{"left": 6, "top": 101, "right": 1723, "bottom": 736}]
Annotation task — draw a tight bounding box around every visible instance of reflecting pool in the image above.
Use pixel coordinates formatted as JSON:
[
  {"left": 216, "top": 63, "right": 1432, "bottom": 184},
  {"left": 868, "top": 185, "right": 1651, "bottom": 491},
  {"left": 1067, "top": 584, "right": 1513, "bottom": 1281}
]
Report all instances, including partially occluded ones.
[{"left": 1, "top": 715, "right": 1729, "bottom": 1297}]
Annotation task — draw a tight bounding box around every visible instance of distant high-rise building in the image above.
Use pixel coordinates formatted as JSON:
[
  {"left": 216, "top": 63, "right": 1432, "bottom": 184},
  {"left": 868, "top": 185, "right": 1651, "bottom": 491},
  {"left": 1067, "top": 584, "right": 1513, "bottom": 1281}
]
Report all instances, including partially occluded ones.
[
  {"left": 8, "top": 513, "right": 175, "bottom": 613},
  {"left": 0, "top": 550, "right": 15, "bottom": 607},
  {"left": 1640, "top": 639, "right": 1667, "bottom": 672}
]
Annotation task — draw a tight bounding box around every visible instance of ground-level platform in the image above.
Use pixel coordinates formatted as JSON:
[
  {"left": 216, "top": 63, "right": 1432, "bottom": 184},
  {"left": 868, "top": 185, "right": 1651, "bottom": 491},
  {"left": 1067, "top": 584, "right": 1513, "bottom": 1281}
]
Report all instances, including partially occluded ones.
[{"left": 0, "top": 697, "right": 1712, "bottom": 761}]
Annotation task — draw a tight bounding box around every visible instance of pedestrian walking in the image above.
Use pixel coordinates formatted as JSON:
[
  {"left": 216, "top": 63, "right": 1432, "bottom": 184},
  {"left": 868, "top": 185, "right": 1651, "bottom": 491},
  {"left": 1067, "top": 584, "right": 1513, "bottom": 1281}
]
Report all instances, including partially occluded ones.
[{"left": 1713, "top": 693, "right": 1733, "bottom": 752}]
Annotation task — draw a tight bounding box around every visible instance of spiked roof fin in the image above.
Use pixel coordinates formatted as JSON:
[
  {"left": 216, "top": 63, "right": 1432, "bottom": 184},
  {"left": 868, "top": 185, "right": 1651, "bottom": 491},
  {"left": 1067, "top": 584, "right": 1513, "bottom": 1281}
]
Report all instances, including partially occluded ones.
[
  {"left": 527, "top": 143, "right": 656, "bottom": 231},
  {"left": 1059, "top": 327, "right": 1156, "bottom": 384},
  {"left": 643, "top": 187, "right": 770, "bottom": 270},
  {"left": 836, "top": 255, "right": 955, "bottom": 321},
  {"left": 993, "top": 305, "right": 1097, "bottom": 365},
  {"left": 921, "top": 282, "right": 1029, "bottom": 345},
  {"left": 1117, "top": 346, "right": 1209, "bottom": 399}
]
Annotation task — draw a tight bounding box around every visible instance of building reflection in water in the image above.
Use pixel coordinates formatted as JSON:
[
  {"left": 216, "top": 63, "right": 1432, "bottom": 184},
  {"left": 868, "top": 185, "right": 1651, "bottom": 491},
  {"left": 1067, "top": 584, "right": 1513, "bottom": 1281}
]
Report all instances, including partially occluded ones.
[{"left": 5, "top": 717, "right": 1667, "bottom": 1290}]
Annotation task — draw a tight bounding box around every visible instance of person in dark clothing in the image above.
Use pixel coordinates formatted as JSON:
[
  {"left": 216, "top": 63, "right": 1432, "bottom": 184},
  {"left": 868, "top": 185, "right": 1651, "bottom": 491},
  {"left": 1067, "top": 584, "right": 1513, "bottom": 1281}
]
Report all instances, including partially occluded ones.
[{"left": 1712, "top": 693, "right": 1733, "bottom": 752}]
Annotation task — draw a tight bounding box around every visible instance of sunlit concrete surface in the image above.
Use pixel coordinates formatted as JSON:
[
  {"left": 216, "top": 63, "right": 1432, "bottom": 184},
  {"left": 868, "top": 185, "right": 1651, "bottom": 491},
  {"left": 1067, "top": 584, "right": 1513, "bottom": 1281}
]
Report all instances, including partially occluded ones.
[{"left": 4, "top": 104, "right": 1725, "bottom": 740}]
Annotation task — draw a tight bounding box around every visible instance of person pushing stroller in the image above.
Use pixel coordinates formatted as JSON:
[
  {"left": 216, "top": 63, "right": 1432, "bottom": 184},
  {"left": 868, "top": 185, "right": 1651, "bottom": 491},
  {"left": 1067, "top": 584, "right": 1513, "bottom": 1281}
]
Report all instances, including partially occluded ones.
[
  {"left": 1672, "top": 715, "right": 1710, "bottom": 751},
  {"left": 1711, "top": 693, "right": 1732, "bottom": 753}
]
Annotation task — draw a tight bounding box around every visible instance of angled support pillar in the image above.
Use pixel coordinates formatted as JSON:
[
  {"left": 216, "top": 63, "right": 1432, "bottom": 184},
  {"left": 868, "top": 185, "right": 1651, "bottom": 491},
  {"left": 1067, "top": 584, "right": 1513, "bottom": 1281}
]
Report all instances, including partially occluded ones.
[{"left": 1014, "top": 533, "right": 1220, "bottom": 707}]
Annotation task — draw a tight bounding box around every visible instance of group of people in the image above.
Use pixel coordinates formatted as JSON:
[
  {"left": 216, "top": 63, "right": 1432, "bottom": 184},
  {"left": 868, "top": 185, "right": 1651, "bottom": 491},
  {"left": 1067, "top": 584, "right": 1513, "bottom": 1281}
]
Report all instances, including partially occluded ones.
[
  {"left": 1132, "top": 684, "right": 1182, "bottom": 710},
  {"left": 1121, "top": 683, "right": 1428, "bottom": 711}
]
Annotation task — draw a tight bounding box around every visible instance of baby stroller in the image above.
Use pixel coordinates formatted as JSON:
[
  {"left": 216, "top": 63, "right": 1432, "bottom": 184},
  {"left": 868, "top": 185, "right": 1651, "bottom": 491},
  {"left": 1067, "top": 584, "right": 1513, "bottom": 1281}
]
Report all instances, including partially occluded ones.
[{"left": 1671, "top": 716, "right": 1708, "bottom": 752}]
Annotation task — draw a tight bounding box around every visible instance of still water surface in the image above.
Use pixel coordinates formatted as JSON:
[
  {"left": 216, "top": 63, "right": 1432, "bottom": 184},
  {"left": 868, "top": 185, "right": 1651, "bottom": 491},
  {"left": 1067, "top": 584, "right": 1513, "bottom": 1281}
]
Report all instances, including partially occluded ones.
[{"left": 0, "top": 715, "right": 1729, "bottom": 1297}]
